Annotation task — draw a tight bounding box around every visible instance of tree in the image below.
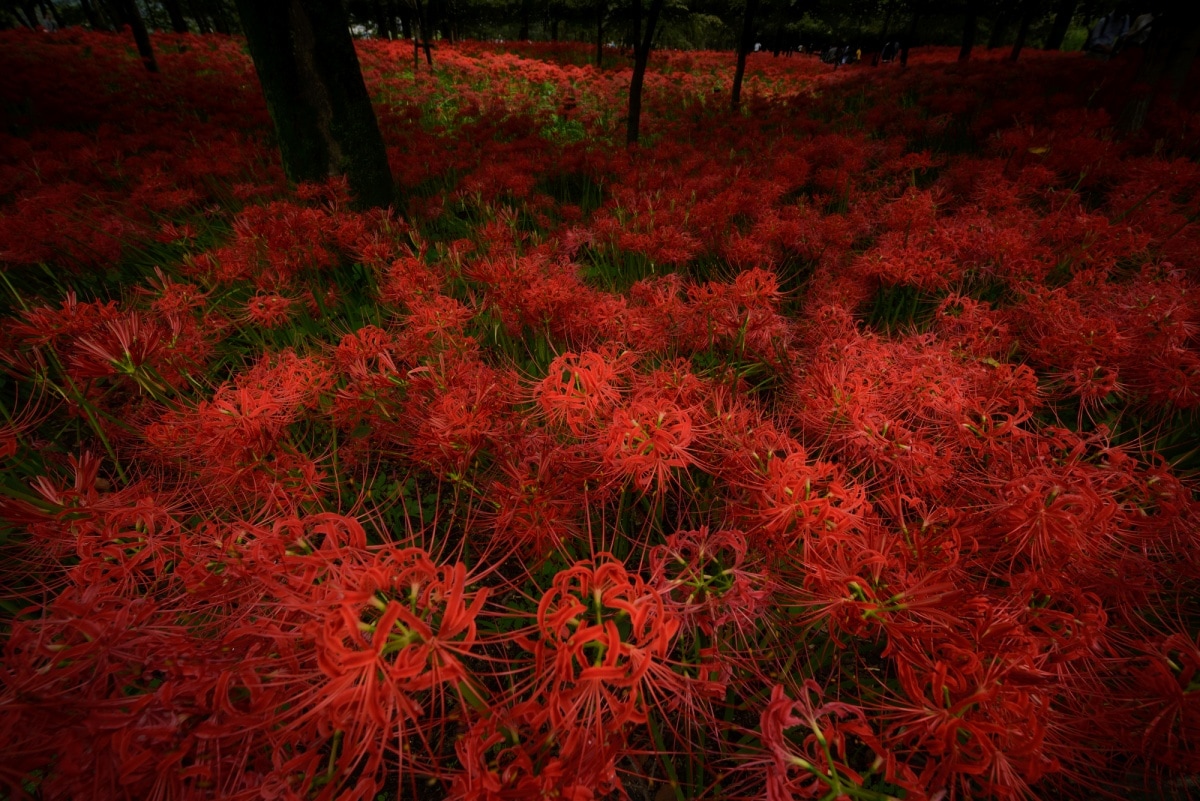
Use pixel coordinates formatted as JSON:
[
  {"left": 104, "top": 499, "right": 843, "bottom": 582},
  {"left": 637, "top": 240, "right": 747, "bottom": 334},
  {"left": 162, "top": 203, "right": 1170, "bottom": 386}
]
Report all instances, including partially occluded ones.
[
  {"left": 1008, "top": 0, "right": 1033, "bottom": 61},
  {"left": 1121, "top": 4, "right": 1200, "bottom": 132},
  {"left": 731, "top": 0, "right": 759, "bottom": 111},
  {"left": 162, "top": 0, "right": 190, "bottom": 32},
  {"left": 958, "top": 0, "right": 977, "bottom": 61},
  {"left": 110, "top": 0, "right": 159, "bottom": 72},
  {"left": 900, "top": 0, "right": 922, "bottom": 66},
  {"left": 987, "top": 1, "right": 1010, "bottom": 49},
  {"left": 626, "top": 0, "right": 665, "bottom": 145},
  {"left": 234, "top": 0, "right": 395, "bottom": 208},
  {"left": 595, "top": 0, "right": 605, "bottom": 66},
  {"left": 1042, "top": 0, "right": 1073, "bottom": 50}
]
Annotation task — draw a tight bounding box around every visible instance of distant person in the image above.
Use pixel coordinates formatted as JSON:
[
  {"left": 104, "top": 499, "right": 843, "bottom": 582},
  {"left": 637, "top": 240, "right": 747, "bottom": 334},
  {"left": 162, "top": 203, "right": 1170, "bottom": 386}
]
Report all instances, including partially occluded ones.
[
  {"left": 881, "top": 40, "right": 897, "bottom": 62},
  {"left": 1085, "top": 9, "right": 1130, "bottom": 56}
]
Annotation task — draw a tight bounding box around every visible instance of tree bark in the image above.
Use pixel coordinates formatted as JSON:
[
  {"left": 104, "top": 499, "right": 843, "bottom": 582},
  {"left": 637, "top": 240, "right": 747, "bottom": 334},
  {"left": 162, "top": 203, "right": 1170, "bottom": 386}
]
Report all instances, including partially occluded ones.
[
  {"left": 79, "top": 0, "right": 107, "bottom": 29},
  {"left": 900, "top": 3, "right": 921, "bottom": 67},
  {"left": 987, "top": 5, "right": 1009, "bottom": 49},
  {"left": 411, "top": 0, "right": 433, "bottom": 66},
  {"left": 185, "top": 0, "right": 212, "bottom": 33},
  {"left": 1009, "top": 4, "right": 1032, "bottom": 61},
  {"left": 234, "top": 0, "right": 395, "bottom": 208},
  {"left": 162, "top": 0, "right": 189, "bottom": 32},
  {"left": 731, "top": 0, "right": 759, "bottom": 111},
  {"left": 1121, "top": 6, "right": 1200, "bottom": 132},
  {"left": 208, "top": 0, "right": 232, "bottom": 34},
  {"left": 112, "top": 0, "right": 159, "bottom": 72},
  {"left": 626, "top": 0, "right": 664, "bottom": 145},
  {"left": 1043, "top": 0, "right": 1074, "bottom": 50},
  {"left": 1164, "top": 16, "right": 1200, "bottom": 100},
  {"left": 871, "top": 1, "right": 894, "bottom": 66},
  {"left": 39, "top": 0, "right": 63, "bottom": 28},
  {"left": 958, "top": 0, "right": 977, "bottom": 61},
  {"left": 595, "top": 0, "right": 604, "bottom": 67},
  {"left": 373, "top": 0, "right": 392, "bottom": 38}
]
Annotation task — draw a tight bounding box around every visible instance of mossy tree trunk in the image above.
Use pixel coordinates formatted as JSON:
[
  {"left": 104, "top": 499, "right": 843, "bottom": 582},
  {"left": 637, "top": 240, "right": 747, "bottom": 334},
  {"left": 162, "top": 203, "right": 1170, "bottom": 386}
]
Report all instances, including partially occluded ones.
[{"left": 234, "top": 0, "right": 394, "bottom": 209}]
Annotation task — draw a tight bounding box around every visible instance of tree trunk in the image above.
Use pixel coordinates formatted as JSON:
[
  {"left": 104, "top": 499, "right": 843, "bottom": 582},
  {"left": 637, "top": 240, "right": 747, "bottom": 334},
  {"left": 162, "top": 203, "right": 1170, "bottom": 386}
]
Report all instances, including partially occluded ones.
[
  {"left": 1009, "top": 5, "right": 1032, "bottom": 61},
  {"left": 113, "top": 0, "right": 159, "bottom": 71},
  {"left": 987, "top": 5, "right": 1009, "bottom": 48},
  {"left": 438, "top": 0, "right": 454, "bottom": 43},
  {"left": 1043, "top": 0, "right": 1074, "bottom": 50},
  {"left": 731, "top": 0, "right": 759, "bottom": 111},
  {"left": 209, "top": 0, "right": 232, "bottom": 34},
  {"left": 185, "top": 0, "right": 212, "bottom": 33},
  {"left": 958, "top": 0, "right": 977, "bottom": 61},
  {"left": 595, "top": 0, "right": 603, "bottom": 66},
  {"left": 79, "top": 0, "right": 107, "bottom": 29},
  {"left": 872, "top": 1, "right": 894, "bottom": 66},
  {"left": 373, "top": 0, "right": 392, "bottom": 38},
  {"left": 900, "top": 4, "right": 920, "bottom": 67},
  {"left": 412, "top": 0, "right": 433, "bottom": 66},
  {"left": 162, "top": 0, "right": 189, "bottom": 32},
  {"left": 233, "top": 0, "right": 395, "bottom": 208},
  {"left": 17, "top": 1, "right": 37, "bottom": 28},
  {"left": 39, "top": 0, "right": 63, "bottom": 28},
  {"left": 141, "top": 0, "right": 166, "bottom": 30},
  {"left": 626, "top": 0, "right": 664, "bottom": 145},
  {"left": 1164, "top": 16, "right": 1200, "bottom": 100},
  {"left": 1121, "top": 6, "right": 1200, "bottom": 132},
  {"left": 520, "top": 0, "right": 531, "bottom": 39}
]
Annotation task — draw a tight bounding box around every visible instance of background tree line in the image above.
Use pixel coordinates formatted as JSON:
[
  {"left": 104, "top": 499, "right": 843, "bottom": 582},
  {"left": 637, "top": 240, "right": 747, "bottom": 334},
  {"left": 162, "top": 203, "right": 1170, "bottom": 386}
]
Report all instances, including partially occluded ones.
[
  {"left": 0, "top": 0, "right": 1167, "bottom": 54},
  {"left": 3, "top": 0, "right": 1196, "bottom": 212}
]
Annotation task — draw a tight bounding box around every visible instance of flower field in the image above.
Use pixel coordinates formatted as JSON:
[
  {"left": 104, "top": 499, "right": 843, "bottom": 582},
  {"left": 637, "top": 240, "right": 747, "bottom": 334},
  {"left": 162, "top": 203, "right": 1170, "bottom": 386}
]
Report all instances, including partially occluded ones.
[{"left": 1, "top": 27, "right": 1199, "bottom": 801}]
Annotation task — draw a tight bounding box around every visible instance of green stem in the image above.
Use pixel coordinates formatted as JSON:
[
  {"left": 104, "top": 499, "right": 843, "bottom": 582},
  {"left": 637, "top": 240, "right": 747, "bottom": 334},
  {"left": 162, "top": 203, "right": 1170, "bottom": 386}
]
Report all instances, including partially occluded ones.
[{"left": 647, "top": 712, "right": 686, "bottom": 801}]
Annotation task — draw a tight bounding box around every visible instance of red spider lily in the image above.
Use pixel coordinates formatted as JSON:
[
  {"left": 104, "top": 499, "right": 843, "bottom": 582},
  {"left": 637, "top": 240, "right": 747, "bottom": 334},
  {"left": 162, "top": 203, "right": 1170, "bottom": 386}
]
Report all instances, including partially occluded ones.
[
  {"left": 535, "top": 349, "right": 631, "bottom": 436},
  {"left": 984, "top": 464, "right": 1116, "bottom": 576},
  {"left": 243, "top": 292, "right": 298, "bottom": 329},
  {"left": 751, "top": 450, "right": 866, "bottom": 547},
  {"left": 648, "top": 526, "right": 774, "bottom": 641},
  {"left": 487, "top": 439, "right": 584, "bottom": 557},
  {"left": 518, "top": 557, "right": 683, "bottom": 738},
  {"left": 448, "top": 700, "right": 623, "bottom": 800},
  {"left": 278, "top": 546, "right": 489, "bottom": 794},
  {"left": 70, "top": 311, "right": 164, "bottom": 380},
  {"left": 877, "top": 607, "right": 1074, "bottom": 801},
  {"left": 756, "top": 682, "right": 889, "bottom": 801},
  {"left": 602, "top": 397, "right": 699, "bottom": 494},
  {"left": 1124, "top": 628, "right": 1200, "bottom": 773}
]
